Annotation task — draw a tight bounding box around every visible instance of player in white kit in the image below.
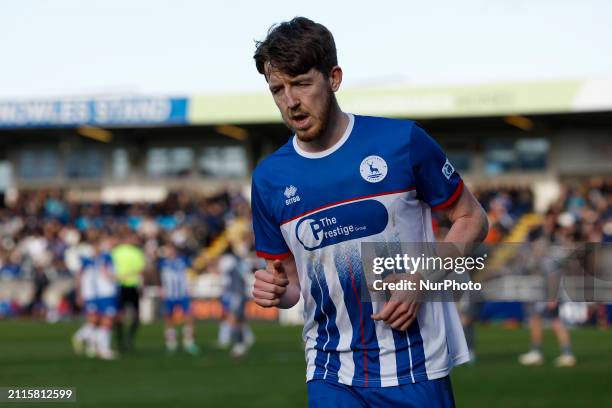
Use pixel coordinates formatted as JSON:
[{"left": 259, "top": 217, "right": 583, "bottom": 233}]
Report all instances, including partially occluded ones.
[
  {"left": 158, "top": 244, "right": 199, "bottom": 355},
  {"left": 72, "top": 237, "right": 118, "bottom": 360}
]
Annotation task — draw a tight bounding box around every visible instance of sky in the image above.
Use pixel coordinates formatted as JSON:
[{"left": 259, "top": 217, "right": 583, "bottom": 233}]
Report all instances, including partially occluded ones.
[{"left": 1, "top": 0, "right": 611, "bottom": 99}]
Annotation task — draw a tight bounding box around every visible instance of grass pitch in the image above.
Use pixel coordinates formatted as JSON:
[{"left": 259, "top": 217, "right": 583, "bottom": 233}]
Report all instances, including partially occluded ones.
[{"left": 1, "top": 320, "right": 611, "bottom": 407}]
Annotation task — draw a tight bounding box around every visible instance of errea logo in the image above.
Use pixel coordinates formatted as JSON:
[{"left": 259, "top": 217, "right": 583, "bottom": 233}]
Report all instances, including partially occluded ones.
[{"left": 284, "top": 185, "right": 301, "bottom": 205}]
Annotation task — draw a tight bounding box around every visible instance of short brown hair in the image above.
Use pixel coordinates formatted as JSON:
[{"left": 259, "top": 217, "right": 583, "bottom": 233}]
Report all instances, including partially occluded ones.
[{"left": 254, "top": 17, "right": 337, "bottom": 78}]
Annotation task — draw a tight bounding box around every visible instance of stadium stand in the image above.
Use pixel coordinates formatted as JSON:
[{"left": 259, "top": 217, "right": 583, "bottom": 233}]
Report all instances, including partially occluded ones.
[
  {"left": 0, "top": 188, "right": 250, "bottom": 318},
  {"left": 1, "top": 177, "right": 610, "bottom": 322}
]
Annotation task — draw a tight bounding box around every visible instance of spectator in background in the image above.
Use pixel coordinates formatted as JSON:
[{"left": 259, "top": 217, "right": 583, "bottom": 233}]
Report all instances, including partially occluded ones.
[
  {"left": 0, "top": 250, "right": 21, "bottom": 280},
  {"left": 470, "top": 184, "right": 535, "bottom": 243}
]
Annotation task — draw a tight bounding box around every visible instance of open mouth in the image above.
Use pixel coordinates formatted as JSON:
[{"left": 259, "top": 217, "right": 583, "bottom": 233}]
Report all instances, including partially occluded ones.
[{"left": 291, "top": 114, "right": 310, "bottom": 129}]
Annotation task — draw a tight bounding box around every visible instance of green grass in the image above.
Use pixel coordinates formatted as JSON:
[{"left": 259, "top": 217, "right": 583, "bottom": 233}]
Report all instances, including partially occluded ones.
[{"left": 0, "top": 320, "right": 611, "bottom": 407}]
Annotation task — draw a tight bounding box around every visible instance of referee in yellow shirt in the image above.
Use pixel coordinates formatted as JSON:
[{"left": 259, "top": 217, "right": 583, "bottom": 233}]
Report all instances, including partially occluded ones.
[{"left": 112, "top": 233, "right": 146, "bottom": 352}]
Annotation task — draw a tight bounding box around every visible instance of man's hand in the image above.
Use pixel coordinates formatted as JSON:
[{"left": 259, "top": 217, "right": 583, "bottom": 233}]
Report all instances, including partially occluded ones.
[
  {"left": 252, "top": 260, "right": 290, "bottom": 307},
  {"left": 371, "top": 273, "right": 421, "bottom": 331}
]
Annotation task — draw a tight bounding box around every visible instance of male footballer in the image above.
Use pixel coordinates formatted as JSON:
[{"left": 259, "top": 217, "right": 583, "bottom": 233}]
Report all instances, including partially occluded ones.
[{"left": 250, "top": 17, "right": 488, "bottom": 407}]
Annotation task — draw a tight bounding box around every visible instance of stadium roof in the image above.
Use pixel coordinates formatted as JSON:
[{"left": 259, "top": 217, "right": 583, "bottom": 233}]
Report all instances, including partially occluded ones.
[
  {"left": 1, "top": 77, "right": 611, "bottom": 129},
  {"left": 189, "top": 77, "right": 612, "bottom": 124}
]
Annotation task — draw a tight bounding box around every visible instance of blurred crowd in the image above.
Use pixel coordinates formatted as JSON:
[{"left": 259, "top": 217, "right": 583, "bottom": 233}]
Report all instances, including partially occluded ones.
[
  {"left": 0, "top": 188, "right": 252, "bottom": 317},
  {"left": 468, "top": 177, "right": 609, "bottom": 244},
  {"left": 1, "top": 177, "right": 611, "bottom": 319},
  {"left": 541, "top": 177, "right": 612, "bottom": 243},
  {"left": 434, "top": 184, "right": 535, "bottom": 241},
  {"left": 474, "top": 184, "right": 534, "bottom": 243}
]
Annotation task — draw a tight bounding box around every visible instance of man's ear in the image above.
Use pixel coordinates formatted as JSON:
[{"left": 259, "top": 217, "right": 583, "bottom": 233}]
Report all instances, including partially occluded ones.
[{"left": 329, "top": 65, "right": 343, "bottom": 92}]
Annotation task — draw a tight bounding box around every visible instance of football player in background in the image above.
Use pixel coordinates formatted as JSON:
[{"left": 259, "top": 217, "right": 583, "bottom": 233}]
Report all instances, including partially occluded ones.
[
  {"left": 216, "top": 240, "right": 255, "bottom": 358},
  {"left": 158, "top": 243, "right": 199, "bottom": 355},
  {"left": 72, "top": 235, "right": 118, "bottom": 360}
]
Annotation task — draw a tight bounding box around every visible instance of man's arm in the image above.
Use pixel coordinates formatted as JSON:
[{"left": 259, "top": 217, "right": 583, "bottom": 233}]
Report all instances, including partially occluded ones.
[
  {"left": 440, "top": 186, "right": 488, "bottom": 244},
  {"left": 372, "top": 184, "right": 488, "bottom": 330},
  {"left": 253, "top": 255, "right": 301, "bottom": 309}
]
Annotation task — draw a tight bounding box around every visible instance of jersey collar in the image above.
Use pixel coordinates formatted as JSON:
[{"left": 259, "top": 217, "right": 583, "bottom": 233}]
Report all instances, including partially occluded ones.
[{"left": 292, "top": 113, "right": 354, "bottom": 159}]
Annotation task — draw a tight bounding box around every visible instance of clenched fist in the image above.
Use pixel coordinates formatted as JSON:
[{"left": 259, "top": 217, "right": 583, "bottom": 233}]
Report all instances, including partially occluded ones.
[{"left": 252, "top": 259, "right": 290, "bottom": 307}]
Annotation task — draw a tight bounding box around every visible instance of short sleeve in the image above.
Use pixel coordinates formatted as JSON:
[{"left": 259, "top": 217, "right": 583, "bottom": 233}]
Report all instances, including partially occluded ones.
[
  {"left": 103, "top": 253, "right": 115, "bottom": 272},
  {"left": 78, "top": 257, "right": 88, "bottom": 272},
  {"left": 182, "top": 256, "right": 192, "bottom": 268},
  {"left": 251, "top": 177, "right": 291, "bottom": 260},
  {"left": 409, "top": 124, "right": 463, "bottom": 210}
]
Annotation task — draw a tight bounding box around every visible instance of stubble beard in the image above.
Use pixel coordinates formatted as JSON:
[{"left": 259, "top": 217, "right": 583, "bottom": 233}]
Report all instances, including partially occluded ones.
[{"left": 289, "top": 92, "right": 333, "bottom": 143}]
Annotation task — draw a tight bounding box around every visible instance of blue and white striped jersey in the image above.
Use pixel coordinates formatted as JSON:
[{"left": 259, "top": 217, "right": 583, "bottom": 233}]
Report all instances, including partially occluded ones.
[
  {"left": 80, "top": 252, "right": 116, "bottom": 300},
  {"left": 159, "top": 256, "right": 191, "bottom": 300},
  {"left": 252, "top": 114, "right": 469, "bottom": 387}
]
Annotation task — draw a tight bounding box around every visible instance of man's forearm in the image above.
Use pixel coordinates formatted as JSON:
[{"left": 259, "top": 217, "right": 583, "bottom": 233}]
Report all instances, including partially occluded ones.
[{"left": 444, "top": 212, "right": 488, "bottom": 244}]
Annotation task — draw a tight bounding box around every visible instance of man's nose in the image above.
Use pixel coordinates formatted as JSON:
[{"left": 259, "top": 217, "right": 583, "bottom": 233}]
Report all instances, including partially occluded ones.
[{"left": 284, "top": 88, "right": 300, "bottom": 109}]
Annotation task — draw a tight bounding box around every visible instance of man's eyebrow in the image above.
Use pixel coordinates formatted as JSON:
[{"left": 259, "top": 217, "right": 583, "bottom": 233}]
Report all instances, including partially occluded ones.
[{"left": 289, "top": 75, "right": 312, "bottom": 83}]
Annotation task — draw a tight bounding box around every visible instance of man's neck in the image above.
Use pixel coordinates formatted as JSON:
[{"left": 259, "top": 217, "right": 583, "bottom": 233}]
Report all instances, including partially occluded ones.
[{"left": 296, "top": 103, "right": 349, "bottom": 153}]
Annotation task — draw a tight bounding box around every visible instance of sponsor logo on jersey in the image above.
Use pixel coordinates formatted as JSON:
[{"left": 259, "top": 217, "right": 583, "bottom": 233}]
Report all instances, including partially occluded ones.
[
  {"left": 295, "top": 199, "right": 388, "bottom": 250},
  {"left": 284, "top": 185, "right": 301, "bottom": 205},
  {"left": 360, "top": 155, "right": 388, "bottom": 183},
  {"left": 442, "top": 158, "right": 455, "bottom": 180}
]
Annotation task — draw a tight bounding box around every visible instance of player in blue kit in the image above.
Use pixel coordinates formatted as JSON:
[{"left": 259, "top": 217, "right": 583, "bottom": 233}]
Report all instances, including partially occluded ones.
[
  {"left": 251, "top": 18, "right": 489, "bottom": 407},
  {"left": 158, "top": 244, "right": 199, "bottom": 355},
  {"left": 72, "top": 237, "right": 118, "bottom": 360}
]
